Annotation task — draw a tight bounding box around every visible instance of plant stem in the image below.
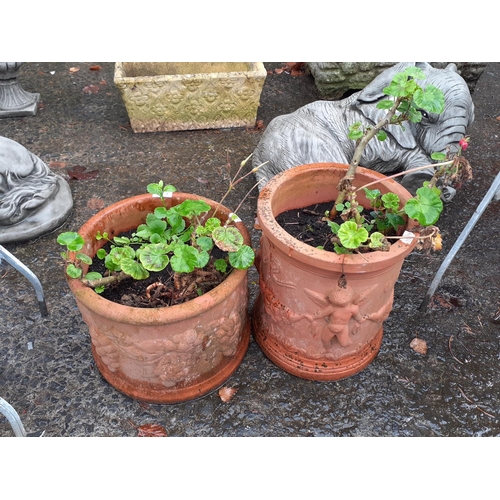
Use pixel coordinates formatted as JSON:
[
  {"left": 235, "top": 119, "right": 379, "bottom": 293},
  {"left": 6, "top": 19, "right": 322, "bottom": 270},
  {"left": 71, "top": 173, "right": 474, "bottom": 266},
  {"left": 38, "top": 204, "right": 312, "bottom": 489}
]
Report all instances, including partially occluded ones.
[
  {"left": 329, "top": 96, "right": 404, "bottom": 220},
  {"left": 355, "top": 161, "right": 453, "bottom": 193},
  {"left": 82, "top": 271, "right": 130, "bottom": 288}
]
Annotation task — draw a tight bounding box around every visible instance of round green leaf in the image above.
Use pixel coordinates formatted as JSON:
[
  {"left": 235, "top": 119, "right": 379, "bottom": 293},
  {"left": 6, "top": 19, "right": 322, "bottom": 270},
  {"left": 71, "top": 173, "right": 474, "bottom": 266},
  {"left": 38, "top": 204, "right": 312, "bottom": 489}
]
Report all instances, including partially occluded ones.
[
  {"left": 170, "top": 245, "right": 198, "bottom": 273},
  {"left": 212, "top": 226, "right": 244, "bottom": 252},
  {"left": 204, "top": 217, "right": 222, "bottom": 232},
  {"left": 65, "top": 263, "right": 82, "bottom": 279},
  {"left": 337, "top": 221, "right": 369, "bottom": 249},
  {"left": 195, "top": 249, "right": 210, "bottom": 268},
  {"left": 76, "top": 252, "right": 93, "bottom": 265},
  {"left": 381, "top": 192, "right": 400, "bottom": 211},
  {"left": 109, "top": 246, "right": 135, "bottom": 265},
  {"left": 215, "top": 258, "right": 228, "bottom": 273},
  {"left": 84, "top": 271, "right": 103, "bottom": 281},
  {"left": 368, "top": 232, "right": 386, "bottom": 249},
  {"left": 404, "top": 187, "right": 443, "bottom": 225},
  {"left": 175, "top": 199, "right": 211, "bottom": 217},
  {"left": 414, "top": 85, "right": 445, "bottom": 114},
  {"left": 376, "top": 130, "right": 388, "bottom": 141},
  {"left": 120, "top": 258, "right": 149, "bottom": 280},
  {"left": 57, "top": 232, "right": 85, "bottom": 251},
  {"left": 228, "top": 245, "right": 255, "bottom": 270},
  {"left": 196, "top": 236, "right": 214, "bottom": 252},
  {"left": 139, "top": 243, "right": 170, "bottom": 272}
]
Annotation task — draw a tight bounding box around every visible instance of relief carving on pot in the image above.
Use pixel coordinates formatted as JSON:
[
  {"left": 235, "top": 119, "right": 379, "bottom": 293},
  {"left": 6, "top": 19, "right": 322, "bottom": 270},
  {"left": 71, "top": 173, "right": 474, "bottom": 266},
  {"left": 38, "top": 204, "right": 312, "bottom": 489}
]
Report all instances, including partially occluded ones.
[
  {"left": 88, "top": 309, "right": 244, "bottom": 387},
  {"left": 257, "top": 235, "right": 395, "bottom": 359},
  {"left": 302, "top": 285, "right": 394, "bottom": 351}
]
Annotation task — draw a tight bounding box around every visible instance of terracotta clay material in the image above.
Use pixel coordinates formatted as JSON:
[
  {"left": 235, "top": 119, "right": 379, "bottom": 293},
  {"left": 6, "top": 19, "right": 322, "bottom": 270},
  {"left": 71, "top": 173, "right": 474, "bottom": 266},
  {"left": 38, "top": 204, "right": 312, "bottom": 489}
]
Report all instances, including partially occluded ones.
[
  {"left": 252, "top": 163, "right": 419, "bottom": 381},
  {"left": 66, "top": 193, "right": 251, "bottom": 404}
]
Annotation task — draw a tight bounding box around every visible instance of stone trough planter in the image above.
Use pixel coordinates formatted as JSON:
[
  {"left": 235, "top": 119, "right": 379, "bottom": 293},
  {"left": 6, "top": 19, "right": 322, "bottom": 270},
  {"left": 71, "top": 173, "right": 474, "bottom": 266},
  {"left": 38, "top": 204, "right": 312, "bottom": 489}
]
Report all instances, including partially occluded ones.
[{"left": 114, "top": 62, "right": 267, "bottom": 133}]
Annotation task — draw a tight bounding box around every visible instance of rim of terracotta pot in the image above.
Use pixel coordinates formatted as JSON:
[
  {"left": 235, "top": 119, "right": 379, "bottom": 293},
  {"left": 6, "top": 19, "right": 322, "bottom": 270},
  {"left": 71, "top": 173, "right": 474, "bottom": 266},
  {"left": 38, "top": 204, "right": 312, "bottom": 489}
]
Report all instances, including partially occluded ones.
[
  {"left": 257, "top": 162, "right": 419, "bottom": 272},
  {"left": 66, "top": 192, "right": 251, "bottom": 323}
]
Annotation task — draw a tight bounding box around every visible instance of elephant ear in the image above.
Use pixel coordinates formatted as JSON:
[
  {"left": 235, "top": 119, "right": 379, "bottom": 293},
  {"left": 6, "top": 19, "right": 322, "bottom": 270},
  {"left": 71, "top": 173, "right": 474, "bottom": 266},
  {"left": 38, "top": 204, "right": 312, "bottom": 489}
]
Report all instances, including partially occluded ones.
[
  {"left": 355, "top": 62, "right": 434, "bottom": 150},
  {"left": 357, "top": 62, "right": 417, "bottom": 103}
]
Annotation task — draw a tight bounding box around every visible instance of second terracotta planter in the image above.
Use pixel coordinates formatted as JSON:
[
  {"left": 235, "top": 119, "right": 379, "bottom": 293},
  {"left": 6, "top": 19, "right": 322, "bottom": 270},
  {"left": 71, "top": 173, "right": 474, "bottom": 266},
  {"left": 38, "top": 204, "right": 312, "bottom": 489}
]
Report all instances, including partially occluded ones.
[{"left": 252, "top": 163, "right": 419, "bottom": 381}]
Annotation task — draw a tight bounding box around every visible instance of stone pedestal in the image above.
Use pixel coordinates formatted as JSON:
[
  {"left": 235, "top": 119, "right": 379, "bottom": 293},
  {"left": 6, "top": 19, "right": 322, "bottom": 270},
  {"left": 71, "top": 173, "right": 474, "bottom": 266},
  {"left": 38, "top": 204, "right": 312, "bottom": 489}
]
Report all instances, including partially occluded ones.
[{"left": 0, "top": 62, "right": 40, "bottom": 118}]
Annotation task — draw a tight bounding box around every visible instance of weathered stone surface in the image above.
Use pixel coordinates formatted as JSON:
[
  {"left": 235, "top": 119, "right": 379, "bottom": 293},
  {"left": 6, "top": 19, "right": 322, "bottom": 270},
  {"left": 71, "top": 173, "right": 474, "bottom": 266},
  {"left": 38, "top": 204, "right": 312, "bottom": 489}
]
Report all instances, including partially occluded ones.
[
  {"left": 0, "top": 136, "right": 73, "bottom": 243},
  {"left": 308, "top": 62, "right": 487, "bottom": 99},
  {"left": 114, "top": 62, "right": 267, "bottom": 133}
]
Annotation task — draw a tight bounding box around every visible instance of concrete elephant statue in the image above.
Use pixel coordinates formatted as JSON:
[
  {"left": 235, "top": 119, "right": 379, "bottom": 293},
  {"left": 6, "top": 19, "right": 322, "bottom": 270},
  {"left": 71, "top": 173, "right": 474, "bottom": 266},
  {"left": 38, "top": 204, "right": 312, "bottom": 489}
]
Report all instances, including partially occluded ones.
[{"left": 253, "top": 62, "right": 474, "bottom": 195}]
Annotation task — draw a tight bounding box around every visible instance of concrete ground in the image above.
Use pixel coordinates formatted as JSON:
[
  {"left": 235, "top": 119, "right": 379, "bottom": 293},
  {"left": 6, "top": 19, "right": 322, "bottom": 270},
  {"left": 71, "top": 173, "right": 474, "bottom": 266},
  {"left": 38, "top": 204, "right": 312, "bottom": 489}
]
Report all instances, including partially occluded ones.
[{"left": 0, "top": 62, "right": 499, "bottom": 438}]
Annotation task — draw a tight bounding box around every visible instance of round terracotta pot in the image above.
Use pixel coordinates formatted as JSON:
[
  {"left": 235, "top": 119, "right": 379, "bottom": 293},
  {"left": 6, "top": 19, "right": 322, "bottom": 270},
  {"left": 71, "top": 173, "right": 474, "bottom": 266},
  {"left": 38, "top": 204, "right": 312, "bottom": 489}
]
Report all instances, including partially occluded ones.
[
  {"left": 67, "top": 193, "right": 251, "bottom": 404},
  {"left": 252, "top": 163, "right": 419, "bottom": 381}
]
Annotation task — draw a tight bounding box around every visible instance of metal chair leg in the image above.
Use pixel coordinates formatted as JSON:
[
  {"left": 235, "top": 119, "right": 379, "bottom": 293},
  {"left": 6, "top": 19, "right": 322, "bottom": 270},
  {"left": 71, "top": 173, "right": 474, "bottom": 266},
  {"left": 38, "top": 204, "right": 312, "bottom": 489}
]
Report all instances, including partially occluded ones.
[
  {"left": 0, "top": 245, "right": 48, "bottom": 316},
  {"left": 420, "top": 171, "right": 500, "bottom": 310},
  {"left": 0, "top": 397, "right": 27, "bottom": 437}
]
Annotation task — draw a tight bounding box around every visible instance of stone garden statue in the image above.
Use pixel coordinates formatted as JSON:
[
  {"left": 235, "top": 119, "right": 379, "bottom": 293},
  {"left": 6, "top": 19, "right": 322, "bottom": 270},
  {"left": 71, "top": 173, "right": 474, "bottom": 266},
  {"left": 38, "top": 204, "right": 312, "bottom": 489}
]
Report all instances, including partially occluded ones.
[
  {"left": 253, "top": 62, "right": 475, "bottom": 194},
  {"left": 0, "top": 136, "right": 73, "bottom": 243}
]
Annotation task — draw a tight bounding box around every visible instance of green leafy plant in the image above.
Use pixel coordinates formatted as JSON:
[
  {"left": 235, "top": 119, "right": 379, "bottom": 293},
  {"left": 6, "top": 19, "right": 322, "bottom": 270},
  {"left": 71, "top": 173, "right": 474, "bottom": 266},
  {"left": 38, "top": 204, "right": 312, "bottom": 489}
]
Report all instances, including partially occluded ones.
[
  {"left": 58, "top": 178, "right": 255, "bottom": 294},
  {"left": 326, "top": 66, "right": 472, "bottom": 254}
]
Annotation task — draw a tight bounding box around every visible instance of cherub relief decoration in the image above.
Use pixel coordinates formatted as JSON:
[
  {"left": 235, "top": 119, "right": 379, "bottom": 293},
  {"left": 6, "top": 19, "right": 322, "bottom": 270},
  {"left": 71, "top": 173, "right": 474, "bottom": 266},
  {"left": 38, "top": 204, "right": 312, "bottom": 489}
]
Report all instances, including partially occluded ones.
[{"left": 300, "top": 282, "right": 394, "bottom": 351}]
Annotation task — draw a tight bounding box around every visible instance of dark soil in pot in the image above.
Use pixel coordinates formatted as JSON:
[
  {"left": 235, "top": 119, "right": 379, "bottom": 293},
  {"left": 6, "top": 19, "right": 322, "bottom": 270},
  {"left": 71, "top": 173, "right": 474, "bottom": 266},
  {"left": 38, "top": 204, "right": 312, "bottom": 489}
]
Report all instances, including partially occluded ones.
[
  {"left": 87, "top": 235, "right": 230, "bottom": 308},
  {"left": 275, "top": 200, "right": 399, "bottom": 253}
]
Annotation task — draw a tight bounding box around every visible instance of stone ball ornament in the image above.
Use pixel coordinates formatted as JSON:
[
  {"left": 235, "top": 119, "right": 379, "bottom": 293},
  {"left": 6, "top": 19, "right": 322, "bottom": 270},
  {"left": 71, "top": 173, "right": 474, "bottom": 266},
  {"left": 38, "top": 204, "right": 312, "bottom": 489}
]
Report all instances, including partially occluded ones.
[{"left": 0, "top": 136, "right": 73, "bottom": 243}]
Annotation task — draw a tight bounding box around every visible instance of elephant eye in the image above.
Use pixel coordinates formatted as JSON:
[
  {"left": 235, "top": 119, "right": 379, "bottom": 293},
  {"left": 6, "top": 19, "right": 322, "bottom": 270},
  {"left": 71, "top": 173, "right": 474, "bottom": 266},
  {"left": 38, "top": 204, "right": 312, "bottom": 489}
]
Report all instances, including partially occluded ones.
[{"left": 419, "top": 110, "right": 429, "bottom": 119}]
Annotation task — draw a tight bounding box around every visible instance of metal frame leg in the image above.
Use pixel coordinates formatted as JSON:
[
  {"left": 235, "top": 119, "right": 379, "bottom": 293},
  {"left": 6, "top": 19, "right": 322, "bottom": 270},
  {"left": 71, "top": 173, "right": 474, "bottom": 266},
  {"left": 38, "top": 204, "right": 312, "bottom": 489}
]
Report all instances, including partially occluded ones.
[
  {"left": 420, "top": 172, "right": 500, "bottom": 310},
  {"left": 0, "top": 245, "right": 48, "bottom": 316},
  {"left": 0, "top": 397, "right": 27, "bottom": 437}
]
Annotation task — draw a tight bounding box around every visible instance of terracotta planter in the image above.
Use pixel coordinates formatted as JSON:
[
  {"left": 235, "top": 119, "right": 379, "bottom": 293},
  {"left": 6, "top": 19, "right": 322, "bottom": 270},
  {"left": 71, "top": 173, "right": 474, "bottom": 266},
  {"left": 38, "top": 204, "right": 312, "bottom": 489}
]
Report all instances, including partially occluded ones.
[
  {"left": 114, "top": 62, "right": 267, "bottom": 133},
  {"left": 67, "top": 193, "right": 251, "bottom": 404},
  {"left": 252, "top": 163, "right": 419, "bottom": 381}
]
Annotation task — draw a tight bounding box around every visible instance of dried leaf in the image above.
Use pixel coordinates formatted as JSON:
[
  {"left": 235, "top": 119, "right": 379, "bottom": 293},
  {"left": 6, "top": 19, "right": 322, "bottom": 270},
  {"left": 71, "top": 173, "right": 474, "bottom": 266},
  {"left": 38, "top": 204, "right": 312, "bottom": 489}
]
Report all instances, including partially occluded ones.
[
  {"left": 137, "top": 424, "right": 168, "bottom": 437},
  {"left": 82, "top": 84, "right": 100, "bottom": 94},
  {"left": 430, "top": 294, "right": 453, "bottom": 310},
  {"left": 218, "top": 386, "right": 238, "bottom": 403},
  {"left": 67, "top": 165, "right": 99, "bottom": 180},
  {"left": 255, "top": 120, "right": 265, "bottom": 130},
  {"left": 69, "top": 67, "right": 80, "bottom": 73},
  {"left": 89, "top": 65, "right": 102, "bottom": 71},
  {"left": 49, "top": 161, "right": 67, "bottom": 169},
  {"left": 410, "top": 337, "right": 428, "bottom": 355},
  {"left": 86, "top": 197, "right": 105, "bottom": 210}
]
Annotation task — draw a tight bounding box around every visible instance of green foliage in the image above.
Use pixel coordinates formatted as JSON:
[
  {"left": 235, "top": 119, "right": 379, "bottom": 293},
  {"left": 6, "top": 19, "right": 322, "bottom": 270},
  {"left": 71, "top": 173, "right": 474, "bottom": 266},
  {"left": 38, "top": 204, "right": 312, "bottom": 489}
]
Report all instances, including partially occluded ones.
[
  {"left": 328, "top": 182, "right": 443, "bottom": 254},
  {"left": 348, "top": 122, "right": 364, "bottom": 141},
  {"left": 404, "top": 186, "right": 443, "bottom": 225},
  {"left": 331, "top": 67, "right": 450, "bottom": 254},
  {"left": 337, "top": 221, "right": 369, "bottom": 249},
  {"left": 58, "top": 181, "right": 255, "bottom": 291}
]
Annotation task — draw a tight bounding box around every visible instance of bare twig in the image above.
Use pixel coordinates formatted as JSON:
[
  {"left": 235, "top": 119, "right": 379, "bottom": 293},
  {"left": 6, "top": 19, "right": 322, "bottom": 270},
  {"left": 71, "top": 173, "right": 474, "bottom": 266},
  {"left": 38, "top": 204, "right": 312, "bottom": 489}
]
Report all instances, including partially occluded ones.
[
  {"left": 458, "top": 386, "right": 496, "bottom": 419},
  {"left": 448, "top": 335, "right": 464, "bottom": 365}
]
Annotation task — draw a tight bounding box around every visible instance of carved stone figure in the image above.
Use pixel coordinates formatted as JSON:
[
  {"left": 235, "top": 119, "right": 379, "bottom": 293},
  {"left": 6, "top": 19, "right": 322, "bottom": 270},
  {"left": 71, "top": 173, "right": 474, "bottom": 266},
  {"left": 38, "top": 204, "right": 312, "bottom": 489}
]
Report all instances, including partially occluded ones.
[
  {"left": 253, "top": 62, "right": 475, "bottom": 194},
  {"left": 0, "top": 136, "right": 73, "bottom": 243}
]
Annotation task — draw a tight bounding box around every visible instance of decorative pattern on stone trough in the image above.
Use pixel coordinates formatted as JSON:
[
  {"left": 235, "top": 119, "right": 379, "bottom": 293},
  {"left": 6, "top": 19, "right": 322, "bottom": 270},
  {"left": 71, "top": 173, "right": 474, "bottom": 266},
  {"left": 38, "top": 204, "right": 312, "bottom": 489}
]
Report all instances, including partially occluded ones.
[{"left": 114, "top": 62, "right": 267, "bottom": 133}]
